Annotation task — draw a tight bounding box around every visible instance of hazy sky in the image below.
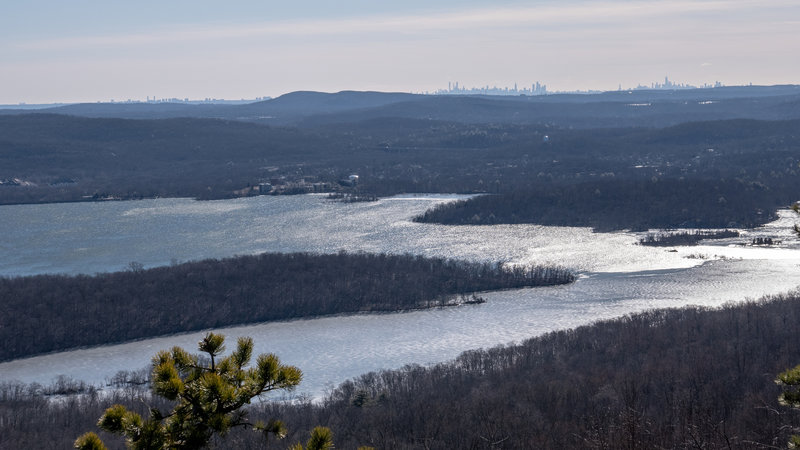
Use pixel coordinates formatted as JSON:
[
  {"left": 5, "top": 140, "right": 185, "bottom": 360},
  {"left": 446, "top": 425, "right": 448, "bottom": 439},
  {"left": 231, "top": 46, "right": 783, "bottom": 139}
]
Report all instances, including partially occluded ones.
[{"left": 2, "top": 0, "right": 798, "bottom": 103}]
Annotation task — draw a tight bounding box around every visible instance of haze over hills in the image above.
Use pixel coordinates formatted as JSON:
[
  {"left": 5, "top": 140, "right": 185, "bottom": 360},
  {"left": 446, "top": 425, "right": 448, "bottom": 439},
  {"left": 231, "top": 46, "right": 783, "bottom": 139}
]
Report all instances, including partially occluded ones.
[
  {"left": 1, "top": 93, "right": 799, "bottom": 230},
  {"left": 5, "top": 0, "right": 800, "bottom": 446},
  {"left": 2, "top": 85, "right": 799, "bottom": 128},
  {"left": 1, "top": 84, "right": 799, "bottom": 229},
  {"left": 0, "top": 91, "right": 423, "bottom": 125}
]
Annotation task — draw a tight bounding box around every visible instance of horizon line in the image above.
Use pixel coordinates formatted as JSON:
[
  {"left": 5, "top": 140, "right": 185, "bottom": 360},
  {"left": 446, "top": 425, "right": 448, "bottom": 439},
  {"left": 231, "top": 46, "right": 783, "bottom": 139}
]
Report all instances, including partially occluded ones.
[{"left": 4, "top": 82, "right": 799, "bottom": 109}]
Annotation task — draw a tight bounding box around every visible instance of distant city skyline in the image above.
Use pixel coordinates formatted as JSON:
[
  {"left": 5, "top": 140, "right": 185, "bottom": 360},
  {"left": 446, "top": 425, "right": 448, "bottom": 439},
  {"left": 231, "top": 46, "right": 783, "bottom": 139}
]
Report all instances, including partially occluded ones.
[
  {"left": 433, "top": 76, "right": 728, "bottom": 97},
  {"left": 2, "top": 1, "right": 798, "bottom": 104},
  {"left": 1, "top": 76, "right": 742, "bottom": 107}
]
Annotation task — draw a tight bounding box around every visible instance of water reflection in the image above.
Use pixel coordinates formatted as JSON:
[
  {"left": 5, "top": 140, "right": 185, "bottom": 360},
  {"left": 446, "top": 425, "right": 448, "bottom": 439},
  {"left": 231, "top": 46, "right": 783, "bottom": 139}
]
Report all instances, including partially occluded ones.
[{"left": 1, "top": 195, "right": 799, "bottom": 398}]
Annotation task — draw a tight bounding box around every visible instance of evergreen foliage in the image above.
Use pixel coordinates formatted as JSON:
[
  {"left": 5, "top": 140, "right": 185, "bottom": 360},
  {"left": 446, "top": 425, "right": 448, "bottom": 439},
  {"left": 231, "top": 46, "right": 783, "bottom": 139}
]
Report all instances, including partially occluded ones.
[
  {"left": 289, "top": 427, "right": 334, "bottom": 450},
  {"left": 777, "top": 365, "right": 800, "bottom": 447},
  {"left": 73, "top": 333, "right": 305, "bottom": 450}
]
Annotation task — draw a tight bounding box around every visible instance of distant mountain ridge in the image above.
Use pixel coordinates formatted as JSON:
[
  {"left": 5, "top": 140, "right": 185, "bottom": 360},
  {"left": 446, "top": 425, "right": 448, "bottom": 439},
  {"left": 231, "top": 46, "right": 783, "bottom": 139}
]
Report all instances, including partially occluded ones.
[
  {"left": 0, "top": 91, "right": 425, "bottom": 125},
  {"left": 298, "top": 88, "right": 800, "bottom": 128},
  {"left": 249, "top": 90, "right": 420, "bottom": 113},
  {"left": 1, "top": 86, "right": 799, "bottom": 128}
]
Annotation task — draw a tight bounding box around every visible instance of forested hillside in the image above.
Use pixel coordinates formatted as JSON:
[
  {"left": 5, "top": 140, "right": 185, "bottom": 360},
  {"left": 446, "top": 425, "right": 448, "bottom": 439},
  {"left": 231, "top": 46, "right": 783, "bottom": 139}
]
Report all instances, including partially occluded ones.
[
  {"left": 3, "top": 86, "right": 799, "bottom": 127},
  {"left": 2, "top": 90, "right": 799, "bottom": 229},
  {"left": 414, "top": 178, "right": 786, "bottom": 230},
  {"left": 280, "top": 292, "right": 800, "bottom": 448},
  {"left": 4, "top": 291, "right": 800, "bottom": 448}
]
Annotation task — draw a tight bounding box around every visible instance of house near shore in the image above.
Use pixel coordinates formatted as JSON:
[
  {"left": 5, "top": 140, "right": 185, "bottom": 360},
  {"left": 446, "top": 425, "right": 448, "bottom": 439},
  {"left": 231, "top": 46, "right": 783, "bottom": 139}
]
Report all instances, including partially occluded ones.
[{"left": 339, "top": 174, "right": 359, "bottom": 187}]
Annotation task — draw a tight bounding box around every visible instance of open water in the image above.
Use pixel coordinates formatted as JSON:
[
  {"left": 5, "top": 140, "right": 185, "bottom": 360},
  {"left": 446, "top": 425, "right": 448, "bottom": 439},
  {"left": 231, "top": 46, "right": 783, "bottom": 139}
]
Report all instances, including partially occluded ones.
[{"left": 1, "top": 194, "right": 799, "bottom": 398}]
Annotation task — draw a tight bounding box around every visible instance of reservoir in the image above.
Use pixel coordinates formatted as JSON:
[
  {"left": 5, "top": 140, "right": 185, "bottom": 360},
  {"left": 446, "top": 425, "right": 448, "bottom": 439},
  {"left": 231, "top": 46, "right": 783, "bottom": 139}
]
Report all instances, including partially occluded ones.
[{"left": 1, "top": 195, "right": 799, "bottom": 398}]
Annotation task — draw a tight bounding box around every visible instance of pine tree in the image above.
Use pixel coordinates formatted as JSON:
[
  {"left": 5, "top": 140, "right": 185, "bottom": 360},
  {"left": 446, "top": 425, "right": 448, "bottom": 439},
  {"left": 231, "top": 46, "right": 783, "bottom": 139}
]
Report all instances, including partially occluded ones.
[
  {"left": 290, "top": 427, "right": 335, "bottom": 450},
  {"left": 777, "top": 364, "right": 800, "bottom": 446},
  {"left": 74, "top": 332, "right": 326, "bottom": 449}
]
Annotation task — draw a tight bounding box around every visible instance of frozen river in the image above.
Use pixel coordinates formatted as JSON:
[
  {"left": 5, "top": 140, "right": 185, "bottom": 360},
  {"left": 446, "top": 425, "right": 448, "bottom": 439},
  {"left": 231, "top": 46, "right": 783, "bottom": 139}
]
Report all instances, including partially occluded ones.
[{"left": 1, "top": 195, "right": 799, "bottom": 398}]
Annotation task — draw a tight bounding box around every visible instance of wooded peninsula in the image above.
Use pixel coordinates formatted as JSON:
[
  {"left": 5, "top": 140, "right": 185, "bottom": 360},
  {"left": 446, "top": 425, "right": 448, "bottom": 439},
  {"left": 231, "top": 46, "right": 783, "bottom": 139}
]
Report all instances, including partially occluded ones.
[{"left": 0, "top": 251, "right": 573, "bottom": 362}]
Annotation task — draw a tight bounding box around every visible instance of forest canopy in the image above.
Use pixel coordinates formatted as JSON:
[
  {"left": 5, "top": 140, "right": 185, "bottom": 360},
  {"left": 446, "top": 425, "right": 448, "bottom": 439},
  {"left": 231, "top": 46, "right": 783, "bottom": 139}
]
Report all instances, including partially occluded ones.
[{"left": 0, "top": 251, "right": 573, "bottom": 361}]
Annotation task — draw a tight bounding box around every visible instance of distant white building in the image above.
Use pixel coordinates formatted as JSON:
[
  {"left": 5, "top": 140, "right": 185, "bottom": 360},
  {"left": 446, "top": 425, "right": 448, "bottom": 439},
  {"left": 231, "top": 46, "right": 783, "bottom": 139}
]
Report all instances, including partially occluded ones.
[{"left": 338, "top": 174, "right": 359, "bottom": 187}]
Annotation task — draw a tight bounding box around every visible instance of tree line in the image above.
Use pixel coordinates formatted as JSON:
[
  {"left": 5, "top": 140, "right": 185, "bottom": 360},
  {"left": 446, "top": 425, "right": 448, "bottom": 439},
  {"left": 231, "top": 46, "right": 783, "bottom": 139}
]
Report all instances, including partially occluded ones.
[
  {"left": 5, "top": 290, "right": 800, "bottom": 448},
  {"left": 414, "top": 178, "right": 792, "bottom": 231},
  {"left": 0, "top": 251, "right": 573, "bottom": 362},
  {"left": 638, "top": 229, "right": 740, "bottom": 246}
]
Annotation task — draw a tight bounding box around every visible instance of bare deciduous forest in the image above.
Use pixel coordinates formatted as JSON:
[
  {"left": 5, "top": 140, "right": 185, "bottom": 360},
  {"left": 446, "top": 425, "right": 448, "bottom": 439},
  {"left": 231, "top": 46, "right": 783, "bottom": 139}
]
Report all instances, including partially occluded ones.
[
  {"left": 4, "top": 292, "right": 800, "bottom": 449},
  {"left": 2, "top": 98, "right": 800, "bottom": 230},
  {"left": 0, "top": 252, "right": 573, "bottom": 361}
]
